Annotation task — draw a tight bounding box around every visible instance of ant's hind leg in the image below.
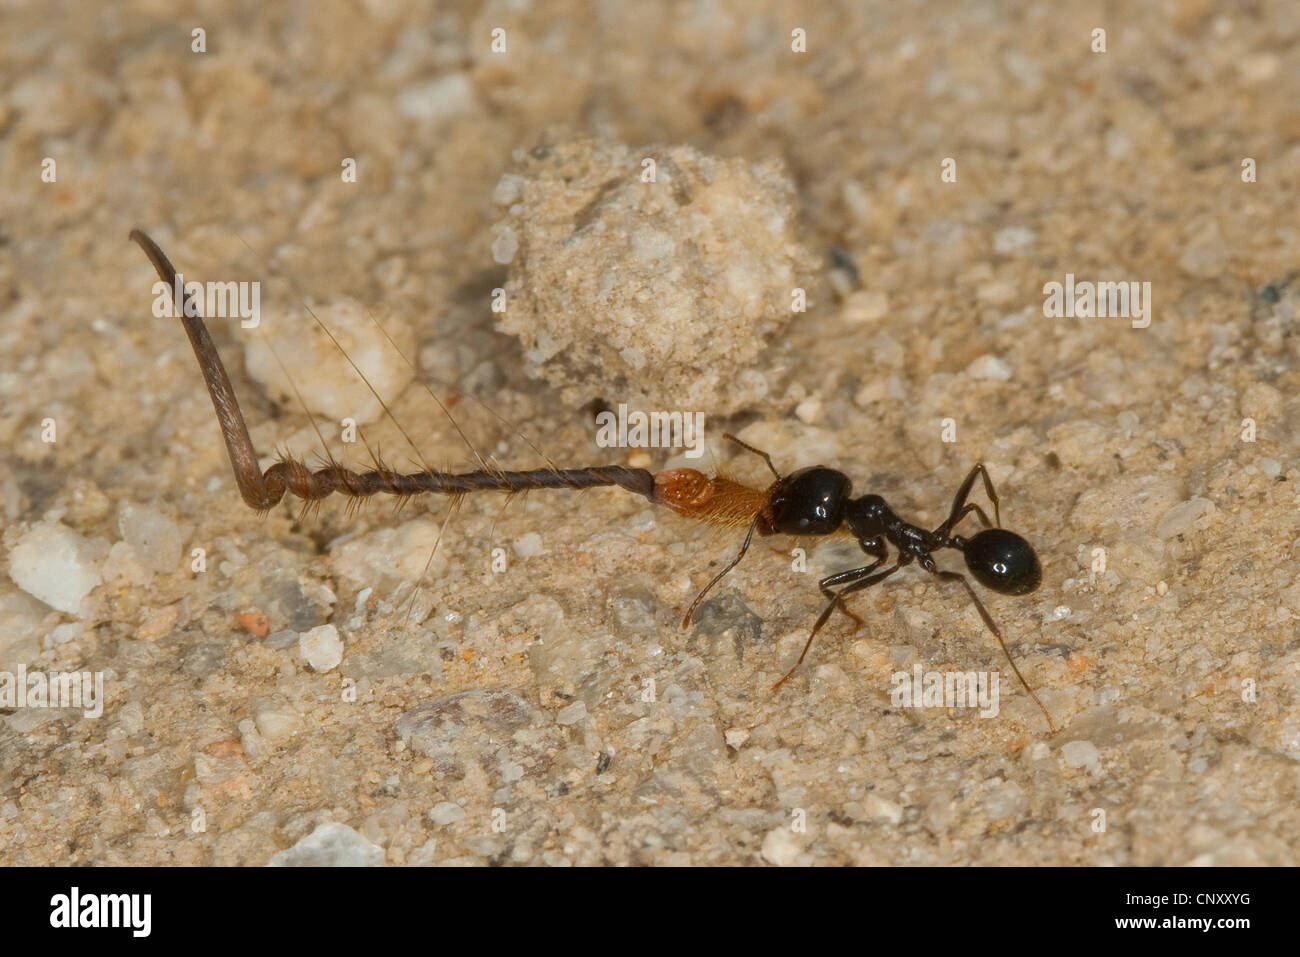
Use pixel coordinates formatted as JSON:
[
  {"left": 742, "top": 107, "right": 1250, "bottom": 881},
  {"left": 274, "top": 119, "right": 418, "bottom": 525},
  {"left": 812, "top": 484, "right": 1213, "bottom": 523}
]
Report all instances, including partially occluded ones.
[{"left": 682, "top": 516, "right": 760, "bottom": 629}]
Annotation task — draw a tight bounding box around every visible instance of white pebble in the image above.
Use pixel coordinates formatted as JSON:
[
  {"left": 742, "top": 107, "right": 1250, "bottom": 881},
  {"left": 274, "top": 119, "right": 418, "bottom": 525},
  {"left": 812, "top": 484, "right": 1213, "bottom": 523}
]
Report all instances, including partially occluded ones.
[
  {"left": 724, "top": 728, "right": 749, "bottom": 749},
  {"left": 1060, "top": 740, "right": 1100, "bottom": 769},
  {"left": 966, "top": 355, "right": 1012, "bottom": 381},
  {"left": 491, "top": 226, "right": 518, "bottom": 264},
  {"left": 267, "top": 822, "right": 384, "bottom": 866},
  {"left": 843, "top": 290, "right": 888, "bottom": 324},
  {"left": 243, "top": 298, "right": 415, "bottom": 426},
  {"left": 993, "top": 226, "right": 1035, "bottom": 254},
  {"left": 862, "top": 793, "right": 904, "bottom": 825},
  {"left": 429, "top": 802, "right": 467, "bottom": 825},
  {"left": 512, "top": 532, "right": 543, "bottom": 559},
  {"left": 493, "top": 173, "right": 526, "bottom": 206},
  {"left": 760, "top": 827, "right": 802, "bottom": 866},
  {"left": 396, "top": 73, "right": 477, "bottom": 122},
  {"left": 555, "top": 701, "right": 588, "bottom": 726},
  {"left": 1156, "top": 497, "right": 1216, "bottom": 539},
  {"left": 300, "top": 624, "right": 343, "bottom": 672},
  {"left": 8, "top": 522, "right": 102, "bottom": 614},
  {"left": 118, "top": 502, "right": 182, "bottom": 574}
]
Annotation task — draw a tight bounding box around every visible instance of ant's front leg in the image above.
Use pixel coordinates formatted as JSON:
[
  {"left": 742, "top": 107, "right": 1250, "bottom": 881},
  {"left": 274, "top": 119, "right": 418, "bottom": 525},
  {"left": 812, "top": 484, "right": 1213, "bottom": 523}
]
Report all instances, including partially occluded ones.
[
  {"left": 818, "top": 536, "right": 888, "bottom": 631},
  {"left": 937, "top": 502, "right": 995, "bottom": 540},
  {"left": 935, "top": 463, "right": 1001, "bottom": 537}
]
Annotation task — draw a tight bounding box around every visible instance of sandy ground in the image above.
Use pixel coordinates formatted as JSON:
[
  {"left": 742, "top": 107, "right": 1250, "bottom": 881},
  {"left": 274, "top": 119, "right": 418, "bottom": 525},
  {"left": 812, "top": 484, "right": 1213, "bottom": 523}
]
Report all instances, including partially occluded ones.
[{"left": 2, "top": 0, "right": 1299, "bottom": 865}]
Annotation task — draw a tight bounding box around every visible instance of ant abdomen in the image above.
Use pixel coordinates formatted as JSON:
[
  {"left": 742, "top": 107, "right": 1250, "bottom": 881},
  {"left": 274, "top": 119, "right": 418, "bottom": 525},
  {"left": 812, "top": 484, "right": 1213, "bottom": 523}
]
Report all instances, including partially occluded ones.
[
  {"left": 962, "top": 528, "right": 1041, "bottom": 595},
  {"left": 763, "top": 467, "right": 852, "bottom": 536}
]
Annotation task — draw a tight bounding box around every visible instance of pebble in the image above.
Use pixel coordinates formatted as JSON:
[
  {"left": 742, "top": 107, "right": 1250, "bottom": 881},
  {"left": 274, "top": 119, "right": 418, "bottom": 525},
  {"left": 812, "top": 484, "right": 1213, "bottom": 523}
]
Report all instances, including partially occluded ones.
[
  {"left": 8, "top": 522, "right": 102, "bottom": 615},
  {"left": 117, "top": 502, "right": 182, "bottom": 575},
  {"left": 862, "top": 793, "right": 904, "bottom": 825},
  {"left": 1156, "top": 497, "right": 1216, "bottom": 539},
  {"left": 267, "top": 822, "right": 385, "bottom": 866},
  {"left": 137, "top": 604, "right": 181, "bottom": 642},
  {"left": 724, "top": 728, "right": 749, "bottom": 749},
  {"left": 555, "top": 701, "right": 588, "bottom": 726},
  {"left": 44, "top": 622, "right": 83, "bottom": 649},
  {"left": 966, "top": 354, "right": 1012, "bottom": 381},
  {"left": 843, "top": 290, "right": 889, "bottom": 324},
  {"left": 299, "top": 624, "right": 343, "bottom": 672},
  {"left": 243, "top": 298, "right": 415, "bottom": 426},
  {"left": 512, "top": 532, "right": 542, "bottom": 559},
  {"left": 1061, "top": 740, "right": 1101, "bottom": 770},
  {"left": 253, "top": 700, "right": 302, "bottom": 743},
  {"left": 428, "top": 802, "right": 466, "bottom": 825},
  {"left": 760, "top": 826, "right": 802, "bottom": 866},
  {"left": 395, "top": 73, "right": 477, "bottom": 122},
  {"left": 993, "top": 226, "right": 1036, "bottom": 254}
]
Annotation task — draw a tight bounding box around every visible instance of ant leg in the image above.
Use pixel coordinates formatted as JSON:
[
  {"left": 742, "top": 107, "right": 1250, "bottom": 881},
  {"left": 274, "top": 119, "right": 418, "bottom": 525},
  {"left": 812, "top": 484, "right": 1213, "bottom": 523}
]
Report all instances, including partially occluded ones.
[
  {"left": 921, "top": 560, "right": 1058, "bottom": 734},
  {"left": 936, "top": 463, "right": 1001, "bottom": 535},
  {"left": 722, "top": 433, "right": 781, "bottom": 480},
  {"left": 773, "top": 558, "right": 907, "bottom": 690},
  {"left": 936, "top": 502, "right": 995, "bottom": 539},
  {"left": 818, "top": 537, "right": 888, "bottom": 631},
  {"left": 681, "top": 515, "right": 761, "bottom": 629},
  {"left": 130, "top": 229, "right": 279, "bottom": 510}
]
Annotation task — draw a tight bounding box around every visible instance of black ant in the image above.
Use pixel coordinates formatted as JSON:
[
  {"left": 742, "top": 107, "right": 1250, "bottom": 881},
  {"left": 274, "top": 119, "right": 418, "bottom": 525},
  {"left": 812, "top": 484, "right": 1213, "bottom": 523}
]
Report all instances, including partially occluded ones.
[
  {"left": 130, "top": 228, "right": 1055, "bottom": 733},
  {"left": 671, "top": 434, "right": 1053, "bottom": 730}
]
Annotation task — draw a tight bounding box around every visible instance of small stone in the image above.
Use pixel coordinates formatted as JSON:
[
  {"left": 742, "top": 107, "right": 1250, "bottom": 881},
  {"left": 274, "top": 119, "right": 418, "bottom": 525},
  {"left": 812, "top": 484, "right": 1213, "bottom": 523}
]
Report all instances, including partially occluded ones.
[
  {"left": 8, "top": 522, "right": 102, "bottom": 614},
  {"left": 267, "top": 822, "right": 385, "bottom": 866},
  {"left": 396, "top": 73, "right": 477, "bottom": 122},
  {"left": 253, "top": 701, "right": 302, "bottom": 743},
  {"left": 243, "top": 298, "right": 415, "bottom": 426},
  {"left": 993, "top": 226, "right": 1036, "bottom": 254},
  {"left": 760, "top": 826, "right": 802, "bottom": 866},
  {"left": 117, "top": 502, "right": 182, "bottom": 575},
  {"left": 966, "top": 355, "right": 1012, "bottom": 381},
  {"left": 862, "top": 793, "right": 904, "bottom": 825},
  {"left": 300, "top": 624, "right": 343, "bottom": 672},
  {"left": 491, "top": 226, "right": 518, "bottom": 264},
  {"left": 843, "top": 290, "right": 888, "bottom": 324},
  {"left": 794, "top": 396, "right": 822, "bottom": 424},
  {"left": 265, "top": 629, "right": 299, "bottom": 649},
  {"left": 238, "top": 611, "right": 270, "bottom": 638},
  {"left": 724, "top": 728, "right": 749, "bottom": 749},
  {"left": 1060, "top": 740, "right": 1100, "bottom": 770},
  {"left": 512, "top": 532, "right": 542, "bottom": 559},
  {"left": 44, "top": 622, "right": 83, "bottom": 649},
  {"left": 1156, "top": 497, "right": 1216, "bottom": 539},
  {"left": 428, "top": 802, "right": 467, "bottom": 825},
  {"left": 555, "top": 701, "right": 588, "bottom": 726},
  {"left": 137, "top": 604, "right": 181, "bottom": 642}
]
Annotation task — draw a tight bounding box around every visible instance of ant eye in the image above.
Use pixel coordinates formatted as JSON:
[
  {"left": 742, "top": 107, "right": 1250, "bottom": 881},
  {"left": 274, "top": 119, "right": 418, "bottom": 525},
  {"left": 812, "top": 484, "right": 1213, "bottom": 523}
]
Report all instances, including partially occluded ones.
[{"left": 964, "top": 528, "right": 1041, "bottom": 595}]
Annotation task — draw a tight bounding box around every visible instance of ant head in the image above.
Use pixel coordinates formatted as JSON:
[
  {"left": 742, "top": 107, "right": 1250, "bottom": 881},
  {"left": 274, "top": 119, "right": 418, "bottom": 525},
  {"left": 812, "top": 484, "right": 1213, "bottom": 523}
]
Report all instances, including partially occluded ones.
[
  {"left": 763, "top": 467, "right": 852, "bottom": 536},
  {"left": 962, "top": 528, "right": 1041, "bottom": 595}
]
